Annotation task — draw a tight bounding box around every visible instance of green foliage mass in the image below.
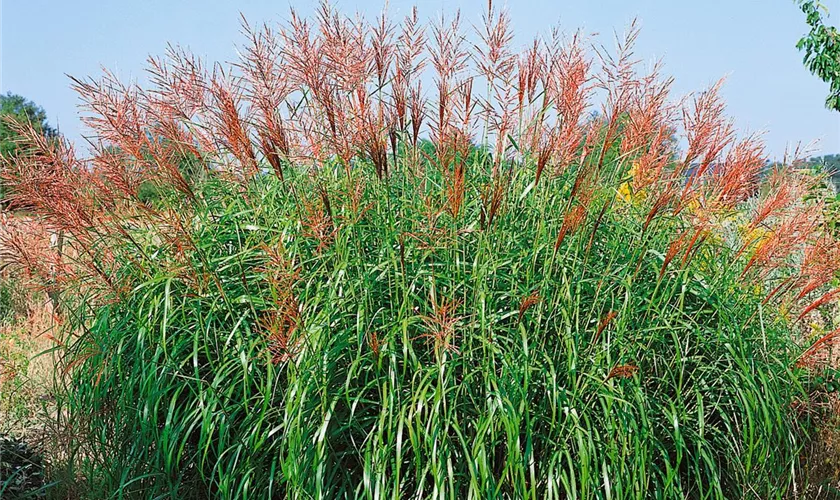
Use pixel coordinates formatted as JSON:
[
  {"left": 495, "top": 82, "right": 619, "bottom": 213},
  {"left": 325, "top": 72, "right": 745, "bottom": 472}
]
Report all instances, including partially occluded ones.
[
  {"left": 805, "top": 154, "right": 840, "bottom": 236},
  {"left": 0, "top": 93, "right": 55, "bottom": 158},
  {"left": 797, "top": 1, "right": 840, "bottom": 110},
  {"left": 0, "top": 436, "right": 47, "bottom": 498},
  {"left": 0, "top": 93, "right": 56, "bottom": 203},
  {"left": 0, "top": 278, "right": 24, "bottom": 325},
  {"left": 55, "top": 154, "right": 810, "bottom": 499}
]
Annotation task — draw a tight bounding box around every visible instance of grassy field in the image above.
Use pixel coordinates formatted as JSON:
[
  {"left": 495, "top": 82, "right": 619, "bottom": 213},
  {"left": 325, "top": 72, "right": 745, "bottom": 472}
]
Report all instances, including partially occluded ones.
[{"left": 1, "top": 3, "right": 840, "bottom": 498}]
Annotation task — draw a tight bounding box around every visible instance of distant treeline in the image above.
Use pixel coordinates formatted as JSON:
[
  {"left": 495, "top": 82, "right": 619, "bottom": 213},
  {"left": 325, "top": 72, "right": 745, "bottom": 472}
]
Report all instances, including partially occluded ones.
[{"left": 808, "top": 154, "right": 840, "bottom": 190}]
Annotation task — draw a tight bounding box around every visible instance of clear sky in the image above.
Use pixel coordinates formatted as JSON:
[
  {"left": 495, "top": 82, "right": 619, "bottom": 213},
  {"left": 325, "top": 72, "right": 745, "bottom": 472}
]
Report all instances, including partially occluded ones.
[{"left": 2, "top": 0, "right": 840, "bottom": 160}]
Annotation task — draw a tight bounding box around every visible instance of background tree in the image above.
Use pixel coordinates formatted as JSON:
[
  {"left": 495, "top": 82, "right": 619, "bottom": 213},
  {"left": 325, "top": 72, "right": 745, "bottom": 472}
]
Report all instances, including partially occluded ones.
[
  {"left": 807, "top": 154, "right": 840, "bottom": 237},
  {"left": 0, "top": 93, "right": 56, "bottom": 156},
  {"left": 797, "top": 1, "right": 840, "bottom": 110},
  {"left": 0, "top": 93, "right": 57, "bottom": 204}
]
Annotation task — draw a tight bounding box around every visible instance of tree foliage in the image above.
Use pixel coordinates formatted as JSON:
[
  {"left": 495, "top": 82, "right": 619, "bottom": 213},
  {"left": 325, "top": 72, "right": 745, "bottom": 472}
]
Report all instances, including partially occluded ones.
[
  {"left": 797, "top": 1, "right": 840, "bottom": 110},
  {"left": 0, "top": 93, "right": 56, "bottom": 203},
  {"left": 0, "top": 93, "right": 56, "bottom": 158}
]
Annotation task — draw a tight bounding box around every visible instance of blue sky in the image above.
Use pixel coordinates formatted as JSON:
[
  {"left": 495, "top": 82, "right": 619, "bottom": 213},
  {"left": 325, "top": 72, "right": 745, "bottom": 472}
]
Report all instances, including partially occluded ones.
[{"left": 2, "top": 0, "right": 839, "bottom": 160}]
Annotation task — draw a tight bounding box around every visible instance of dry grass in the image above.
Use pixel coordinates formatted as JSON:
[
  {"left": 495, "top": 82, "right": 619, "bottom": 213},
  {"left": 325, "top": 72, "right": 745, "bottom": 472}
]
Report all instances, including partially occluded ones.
[{"left": 0, "top": 215, "right": 60, "bottom": 442}]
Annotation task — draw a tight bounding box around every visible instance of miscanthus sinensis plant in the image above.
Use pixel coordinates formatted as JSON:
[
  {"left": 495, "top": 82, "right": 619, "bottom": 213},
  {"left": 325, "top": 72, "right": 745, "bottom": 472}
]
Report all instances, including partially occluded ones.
[{"left": 2, "top": 2, "right": 840, "bottom": 498}]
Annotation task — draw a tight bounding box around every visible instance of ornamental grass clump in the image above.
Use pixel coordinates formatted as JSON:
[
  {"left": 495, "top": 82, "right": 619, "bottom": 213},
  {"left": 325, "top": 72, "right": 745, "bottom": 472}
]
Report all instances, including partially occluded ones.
[{"left": 2, "top": 2, "right": 840, "bottom": 498}]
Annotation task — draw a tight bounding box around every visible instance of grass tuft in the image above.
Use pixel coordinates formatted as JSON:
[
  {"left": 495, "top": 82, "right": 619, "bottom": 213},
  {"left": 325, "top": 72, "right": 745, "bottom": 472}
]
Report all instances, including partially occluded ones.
[{"left": 1, "top": 3, "right": 838, "bottom": 497}]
